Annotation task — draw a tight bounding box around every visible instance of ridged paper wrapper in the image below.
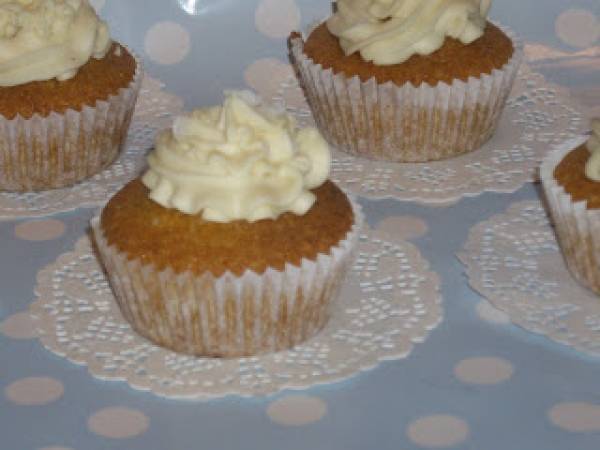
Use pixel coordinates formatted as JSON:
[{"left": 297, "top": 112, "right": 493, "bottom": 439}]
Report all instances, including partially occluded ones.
[
  {"left": 91, "top": 198, "right": 362, "bottom": 357},
  {"left": 0, "top": 48, "right": 143, "bottom": 191},
  {"left": 540, "top": 136, "right": 600, "bottom": 295},
  {"left": 289, "top": 25, "right": 523, "bottom": 162}
]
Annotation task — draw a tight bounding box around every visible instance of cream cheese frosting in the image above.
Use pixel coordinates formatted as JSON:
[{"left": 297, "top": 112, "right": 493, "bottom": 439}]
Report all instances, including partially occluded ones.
[
  {"left": 327, "top": 0, "right": 492, "bottom": 65},
  {"left": 0, "top": 0, "right": 111, "bottom": 86},
  {"left": 585, "top": 119, "right": 600, "bottom": 182},
  {"left": 142, "top": 91, "right": 331, "bottom": 223}
]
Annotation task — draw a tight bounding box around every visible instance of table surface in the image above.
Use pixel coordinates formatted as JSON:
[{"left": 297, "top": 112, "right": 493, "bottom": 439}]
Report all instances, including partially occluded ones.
[{"left": 2, "top": 1, "right": 600, "bottom": 449}]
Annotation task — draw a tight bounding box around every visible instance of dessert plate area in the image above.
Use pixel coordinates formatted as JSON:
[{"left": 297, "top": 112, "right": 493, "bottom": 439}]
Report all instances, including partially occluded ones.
[
  {"left": 327, "top": 66, "right": 586, "bottom": 203},
  {"left": 1, "top": 1, "right": 600, "bottom": 450},
  {"left": 31, "top": 226, "right": 441, "bottom": 400},
  {"left": 459, "top": 199, "right": 600, "bottom": 356}
]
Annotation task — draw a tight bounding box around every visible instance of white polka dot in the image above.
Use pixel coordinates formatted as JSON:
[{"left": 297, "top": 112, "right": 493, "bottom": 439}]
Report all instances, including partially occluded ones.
[
  {"left": 476, "top": 301, "right": 510, "bottom": 325},
  {"left": 267, "top": 395, "right": 327, "bottom": 426},
  {"left": 454, "top": 357, "right": 514, "bottom": 385},
  {"left": 548, "top": 402, "right": 600, "bottom": 432},
  {"left": 89, "top": 0, "right": 105, "bottom": 12},
  {"left": 376, "top": 215, "right": 429, "bottom": 240},
  {"left": 88, "top": 407, "right": 149, "bottom": 439},
  {"left": 0, "top": 311, "right": 37, "bottom": 339},
  {"left": 15, "top": 219, "right": 65, "bottom": 241},
  {"left": 407, "top": 415, "right": 470, "bottom": 448},
  {"left": 555, "top": 9, "right": 599, "bottom": 48},
  {"left": 5, "top": 377, "right": 64, "bottom": 406},
  {"left": 244, "top": 58, "right": 294, "bottom": 101},
  {"left": 255, "top": 0, "right": 301, "bottom": 39},
  {"left": 144, "top": 22, "right": 191, "bottom": 65}
]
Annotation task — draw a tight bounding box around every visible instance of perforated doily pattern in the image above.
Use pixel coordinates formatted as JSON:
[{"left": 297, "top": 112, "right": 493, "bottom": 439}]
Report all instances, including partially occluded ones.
[
  {"left": 459, "top": 200, "right": 600, "bottom": 356},
  {"left": 31, "top": 227, "right": 441, "bottom": 399},
  {"left": 0, "top": 76, "right": 183, "bottom": 220},
  {"left": 273, "top": 65, "right": 585, "bottom": 204}
]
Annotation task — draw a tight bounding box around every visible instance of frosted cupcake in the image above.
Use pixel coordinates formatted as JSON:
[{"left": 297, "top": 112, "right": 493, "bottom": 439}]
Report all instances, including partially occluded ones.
[
  {"left": 92, "top": 91, "right": 360, "bottom": 357},
  {"left": 289, "top": 0, "right": 522, "bottom": 162},
  {"left": 0, "top": 0, "right": 142, "bottom": 191},
  {"left": 540, "top": 119, "right": 600, "bottom": 294}
]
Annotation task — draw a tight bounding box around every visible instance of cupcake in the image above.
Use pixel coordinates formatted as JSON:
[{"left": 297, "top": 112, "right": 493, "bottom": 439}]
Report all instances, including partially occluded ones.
[
  {"left": 540, "top": 119, "right": 600, "bottom": 295},
  {"left": 91, "top": 91, "right": 360, "bottom": 357},
  {"left": 289, "top": 0, "right": 523, "bottom": 162},
  {"left": 0, "top": 0, "right": 142, "bottom": 191}
]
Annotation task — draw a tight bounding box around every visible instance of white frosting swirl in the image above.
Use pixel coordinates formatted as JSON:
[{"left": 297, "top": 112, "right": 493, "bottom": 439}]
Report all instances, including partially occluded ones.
[
  {"left": 585, "top": 119, "right": 600, "bottom": 182},
  {"left": 0, "top": 0, "right": 111, "bottom": 87},
  {"left": 142, "top": 91, "right": 331, "bottom": 223},
  {"left": 327, "top": 0, "right": 491, "bottom": 65}
]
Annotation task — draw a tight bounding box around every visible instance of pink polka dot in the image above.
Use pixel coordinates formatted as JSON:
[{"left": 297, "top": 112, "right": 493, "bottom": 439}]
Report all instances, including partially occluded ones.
[
  {"left": 88, "top": 407, "right": 149, "bottom": 439},
  {"left": 244, "top": 58, "right": 294, "bottom": 101},
  {"left": 267, "top": 396, "right": 327, "bottom": 426},
  {"left": 376, "top": 215, "right": 429, "bottom": 240},
  {"left": 549, "top": 402, "right": 600, "bottom": 432},
  {"left": 555, "top": 9, "right": 599, "bottom": 48},
  {"left": 255, "top": 0, "right": 301, "bottom": 39},
  {"left": 454, "top": 357, "right": 514, "bottom": 385},
  {"left": 14, "top": 219, "right": 65, "bottom": 241},
  {"left": 407, "top": 415, "right": 470, "bottom": 448},
  {"left": 144, "top": 22, "right": 191, "bottom": 65},
  {"left": 0, "top": 311, "right": 37, "bottom": 339},
  {"left": 5, "top": 377, "right": 64, "bottom": 406}
]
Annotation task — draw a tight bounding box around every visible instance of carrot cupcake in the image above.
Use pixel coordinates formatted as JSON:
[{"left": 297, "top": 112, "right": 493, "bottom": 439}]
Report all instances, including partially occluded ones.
[
  {"left": 289, "top": 0, "right": 523, "bottom": 162},
  {"left": 540, "top": 119, "right": 600, "bottom": 295},
  {"left": 0, "top": 0, "right": 142, "bottom": 191},
  {"left": 92, "top": 91, "right": 361, "bottom": 357}
]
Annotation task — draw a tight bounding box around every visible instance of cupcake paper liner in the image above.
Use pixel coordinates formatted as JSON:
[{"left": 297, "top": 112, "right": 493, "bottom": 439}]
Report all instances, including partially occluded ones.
[
  {"left": 540, "top": 136, "right": 600, "bottom": 295},
  {"left": 91, "top": 198, "right": 362, "bottom": 357},
  {"left": 289, "top": 24, "right": 523, "bottom": 162},
  {"left": 0, "top": 48, "right": 143, "bottom": 191}
]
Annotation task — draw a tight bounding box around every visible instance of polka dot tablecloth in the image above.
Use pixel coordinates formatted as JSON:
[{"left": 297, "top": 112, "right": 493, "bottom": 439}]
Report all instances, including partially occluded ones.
[{"left": 2, "top": 1, "right": 600, "bottom": 450}]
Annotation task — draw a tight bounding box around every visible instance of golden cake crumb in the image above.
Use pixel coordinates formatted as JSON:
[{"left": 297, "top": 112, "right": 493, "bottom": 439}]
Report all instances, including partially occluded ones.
[
  {"left": 0, "top": 43, "right": 137, "bottom": 119},
  {"left": 300, "top": 21, "right": 514, "bottom": 86},
  {"left": 554, "top": 144, "right": 600, "bottom": 209},
  {"left": 101, "top": 179, "right": 355, "bottom": 277}
]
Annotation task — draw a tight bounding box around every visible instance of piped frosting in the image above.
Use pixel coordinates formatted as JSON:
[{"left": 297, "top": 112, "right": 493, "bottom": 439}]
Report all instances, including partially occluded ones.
[
  {"left": 142, "top": 91, "right": 331, "bottom": 223},
  {"left": 327, "top": 0, "right": 491, "bottom": 65},
  {"left": 0, "top": 0, "right": 111, "bottom": 86}
]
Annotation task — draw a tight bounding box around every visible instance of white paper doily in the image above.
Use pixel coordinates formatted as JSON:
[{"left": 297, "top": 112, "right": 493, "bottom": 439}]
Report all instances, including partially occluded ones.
[
  {"left": 458, "top": 200, "right": 600, "bottom": 356},
  {"left": 31, "top": 226, "right": 441, "bottom": 400},
  {"left": 273, "top": 65, "right": 585, "bottom": 204},
  {"left": 0, "top": 76, "right": 183, "bottom": 220}
]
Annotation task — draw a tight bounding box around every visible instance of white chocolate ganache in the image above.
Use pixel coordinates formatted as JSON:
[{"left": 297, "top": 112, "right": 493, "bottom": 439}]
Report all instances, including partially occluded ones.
[
  {"left": 327, "top": 0, "right": 492, "bottom": 65},
  {"left": 0, "top": 0, "right": 111, "bottom": 86},
  {"left": 142, "top": 91, "right": 331, "bottom": 223},
  {"left": 585, "top": 119, "right": 600, "bottom": 182}
]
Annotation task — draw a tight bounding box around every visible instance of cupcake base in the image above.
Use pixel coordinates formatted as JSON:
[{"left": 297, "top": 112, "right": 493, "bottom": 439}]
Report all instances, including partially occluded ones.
[
  {"left": 91, "top": 199, "right": 361, "bottom": 357},
  {"left": 0, "top": 46, "right": 142, "bottom": 191},
  {"left": 540, "top": 136, "right": 600, "bottom": 295},
  {"left": 289, "top": 24, "right": 523, "bottom": 162}
]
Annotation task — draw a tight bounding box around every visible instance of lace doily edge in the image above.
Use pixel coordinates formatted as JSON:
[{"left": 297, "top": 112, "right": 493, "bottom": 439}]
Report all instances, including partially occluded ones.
[
  {"left": 456, "top": 200, "right": 600, "bottom": 357},
  {"left": 30, "top": 233, "right": 444, "bottom": 400}
]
